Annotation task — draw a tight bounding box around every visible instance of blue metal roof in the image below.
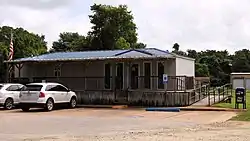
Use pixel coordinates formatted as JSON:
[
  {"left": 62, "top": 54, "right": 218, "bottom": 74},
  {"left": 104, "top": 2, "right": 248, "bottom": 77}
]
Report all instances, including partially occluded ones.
[{"left": 7, "top": 48, "right": 193, "bottom": 63}]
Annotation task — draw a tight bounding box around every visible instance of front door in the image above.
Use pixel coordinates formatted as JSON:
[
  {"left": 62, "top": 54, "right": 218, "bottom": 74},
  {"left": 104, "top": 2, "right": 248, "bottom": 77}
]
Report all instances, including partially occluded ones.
[
  {"left": 116, "top": 63, "right": 123, "bottom": 89},
  {"left": 131, "top": 64, "right": 139, "bottom": 89},
  {"left": 115, "top": 63, "right": 128, "bottom": 103}
]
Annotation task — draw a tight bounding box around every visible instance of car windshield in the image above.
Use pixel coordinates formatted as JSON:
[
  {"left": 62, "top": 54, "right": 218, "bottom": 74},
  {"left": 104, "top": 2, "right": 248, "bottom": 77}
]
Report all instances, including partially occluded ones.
[{"left": 23, "top": 84, "right": 43, "bottom": 91}]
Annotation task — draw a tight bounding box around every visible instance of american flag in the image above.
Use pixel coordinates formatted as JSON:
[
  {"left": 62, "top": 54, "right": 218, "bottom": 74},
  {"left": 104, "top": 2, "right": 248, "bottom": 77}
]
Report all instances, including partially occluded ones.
[
  {"left": 8, "top": 31, "right": 14, "bottom": 76},
  {"left": 8, "top": 32, "right": 14, "bottom": 61}
]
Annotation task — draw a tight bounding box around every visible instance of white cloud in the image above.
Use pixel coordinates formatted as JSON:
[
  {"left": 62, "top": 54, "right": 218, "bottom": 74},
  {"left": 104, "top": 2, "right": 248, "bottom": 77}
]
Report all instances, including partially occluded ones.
[
  {"left": 1, "top": 0, "right": 250, "bottom": 53},
  {"left": 94, "top": 0, "right": 250, "bottom": 53},
  {"left": 0, "top": 0, "right": 91, "bottom": 48},
  {"left": 0, "top": 0, "right": 70, "bottom": 10}
]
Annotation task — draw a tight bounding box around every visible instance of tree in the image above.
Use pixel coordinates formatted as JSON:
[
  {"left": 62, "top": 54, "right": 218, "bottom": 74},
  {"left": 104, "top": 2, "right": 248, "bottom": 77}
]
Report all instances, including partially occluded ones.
[
  {"left": 187, "top": 49, "right": 197, "bottom": 59},
  {"left": 115, "top": 37, "right": 130, "bottom": 49},
  {"left": 0, "top": 26, "right": 47, "bottom": 59},
  {"left": 172, "top": 43, "right": 179, "bottom": 52},
  {"left": 172, "top": 43, "right": 187, "bottom": 56},
  {"left": 195, "top": 63, "right": 209, "bottom": 77},
  {"left": 88, "top": 4, "right": 146, "bottom": 50},
  {"left": 0, "top": 26, "right": 47, "bottom": 82},
  {"left": 51, "top": 32, "right": 90, "bottom": 52}
]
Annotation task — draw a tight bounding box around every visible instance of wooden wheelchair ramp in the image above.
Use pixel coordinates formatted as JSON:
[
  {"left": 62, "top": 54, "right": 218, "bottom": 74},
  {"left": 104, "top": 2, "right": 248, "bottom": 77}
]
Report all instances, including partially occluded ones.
[
  {"left": 191, "top": 84, "right": 232, "bottom": 106},
  {"left": 192, "top": 95, "right": 229, "bottom": 106}
]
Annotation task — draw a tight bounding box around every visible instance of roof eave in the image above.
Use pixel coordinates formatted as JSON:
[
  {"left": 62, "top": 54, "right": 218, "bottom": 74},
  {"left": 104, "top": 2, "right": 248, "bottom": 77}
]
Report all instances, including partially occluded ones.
[
  {"left": 169, "top": 52, "right": 195, "bottom": 61},
  {"left": 5, "top": 55, "right": 175, "bottom": 63}
]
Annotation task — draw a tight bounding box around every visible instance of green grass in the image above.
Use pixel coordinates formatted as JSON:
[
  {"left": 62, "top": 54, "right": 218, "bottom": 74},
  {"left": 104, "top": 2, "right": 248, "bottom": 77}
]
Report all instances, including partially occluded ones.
[{"left": 213, "top": 90, "right": 250, "bottom": 121}]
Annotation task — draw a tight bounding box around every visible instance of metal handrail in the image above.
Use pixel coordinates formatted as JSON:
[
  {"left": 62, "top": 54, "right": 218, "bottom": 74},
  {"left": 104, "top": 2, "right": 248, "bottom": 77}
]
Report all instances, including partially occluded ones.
[
  {"left": 188, "top": 83, "right": 210, "bottom": 105},
  {"left": 207, "top": 83, "right": 232, "bottom": 106}
]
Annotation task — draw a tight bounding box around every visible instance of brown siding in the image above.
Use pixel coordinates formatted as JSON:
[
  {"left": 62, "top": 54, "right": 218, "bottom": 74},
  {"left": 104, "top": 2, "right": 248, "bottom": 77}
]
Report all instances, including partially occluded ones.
[{"left": 14, "top": 59, "right": 192, "bottom": 91}]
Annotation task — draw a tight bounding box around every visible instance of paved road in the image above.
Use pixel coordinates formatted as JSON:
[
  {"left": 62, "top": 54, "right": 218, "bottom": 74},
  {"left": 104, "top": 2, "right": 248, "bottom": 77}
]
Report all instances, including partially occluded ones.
[{"left": 0, "top": 108, "right": 237, "bottom": 141}]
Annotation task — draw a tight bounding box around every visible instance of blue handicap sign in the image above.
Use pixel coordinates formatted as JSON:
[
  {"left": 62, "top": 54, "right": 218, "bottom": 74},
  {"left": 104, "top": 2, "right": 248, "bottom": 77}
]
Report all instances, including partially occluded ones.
[{"left": 163, "top": 74, "right": 168, "bottom": 84}]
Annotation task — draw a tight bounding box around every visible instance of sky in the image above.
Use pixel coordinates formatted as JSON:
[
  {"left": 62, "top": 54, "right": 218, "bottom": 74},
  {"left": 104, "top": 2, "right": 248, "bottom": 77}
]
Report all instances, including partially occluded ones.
[{"left": 1, "top": 0, "right": 250, "bottom": 53}]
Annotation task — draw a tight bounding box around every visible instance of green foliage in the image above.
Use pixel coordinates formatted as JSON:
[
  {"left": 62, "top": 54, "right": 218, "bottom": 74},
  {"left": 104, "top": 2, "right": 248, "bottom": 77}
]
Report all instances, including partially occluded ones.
[
  {"left": 213, "top": 91, "right": 250, "bottom": 121},
  {"left": 0, "top": 26, "right": 47, "bottom": 59},
  {"left": 51, "top": 4, "right": 146, "bottom": 51},
  {"left": 51, "top": 32, "right": 90, "bottom": 52},
  {"left": 172, "top": 43, "right": 179, "bottom": 52},
  {"left": 172, "top": 43, "right": 249, "bottom": 86},
  {"left": 0, "top": 26, "right": 47, "bottom": 81},
  {"left": 115, "top": 37, "right": 130, "bottom": 49},
  {"left": 195, "top": 63, "right": 209, "bottom": 77},
  {"left": 88, "top": 4, "right": 144, "bottom": 50},
  {"left": 2, "top": 3, "right": 250, "bottom": 88}
]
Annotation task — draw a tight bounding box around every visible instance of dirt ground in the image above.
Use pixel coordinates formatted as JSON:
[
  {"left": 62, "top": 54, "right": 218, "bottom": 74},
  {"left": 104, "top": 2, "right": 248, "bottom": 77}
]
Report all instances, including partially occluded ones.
[{"left": 0, "top": 108, "right": 249, "bottom": 141}]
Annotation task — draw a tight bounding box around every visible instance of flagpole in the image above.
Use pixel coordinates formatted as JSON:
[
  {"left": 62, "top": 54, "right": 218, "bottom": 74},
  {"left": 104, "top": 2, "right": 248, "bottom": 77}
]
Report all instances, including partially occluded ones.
[{"left": 7, "top": 29, "right": 14, "bottom": 83}]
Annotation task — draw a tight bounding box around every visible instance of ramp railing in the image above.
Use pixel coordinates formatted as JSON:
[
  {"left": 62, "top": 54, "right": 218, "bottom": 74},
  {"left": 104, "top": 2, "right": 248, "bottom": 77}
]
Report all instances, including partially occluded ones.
[
  {"left": 207, "top": 83, "right": 233, "bottom": 106},
  {"left": 188, "top": 83, "right": 210, "bottom": 105}
]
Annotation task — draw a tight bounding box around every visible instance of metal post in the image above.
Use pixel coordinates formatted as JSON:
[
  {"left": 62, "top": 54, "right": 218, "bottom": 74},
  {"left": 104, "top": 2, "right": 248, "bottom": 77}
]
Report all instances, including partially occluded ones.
[
  {"left": 6, "top": 62, "right": 9, "bottom": 83},
  {"left": 223, "top": 85, "right": 225, "bottom": 99},
  {"left": 218, "top": 88, "right": 220, "bottom": 102},
  {"left": 208, "top": 86, "right": 210, "bottom": 106},
  {"left": 213, "top": 88, "right": 216, "bottom": 104},
  {"left": 199, "top": 86, "right": 201, "bottom": 100}
]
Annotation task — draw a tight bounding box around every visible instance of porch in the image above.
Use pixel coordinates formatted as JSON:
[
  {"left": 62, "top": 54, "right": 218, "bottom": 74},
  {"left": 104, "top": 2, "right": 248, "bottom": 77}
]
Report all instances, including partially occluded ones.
[
  {"left": 10, "top": 58, "right": 195, "bottom": 90},
  {"left": 11, "top": 75, "right": 196, "bottom": 106}
]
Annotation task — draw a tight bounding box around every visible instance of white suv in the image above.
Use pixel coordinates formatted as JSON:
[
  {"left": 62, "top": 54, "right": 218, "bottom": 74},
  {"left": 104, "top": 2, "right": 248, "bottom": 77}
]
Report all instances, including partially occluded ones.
[
  {"left": 0, "top": 83, "right": 24, "bottom": 110},
  {"left": 19, "top": 82, "right": 77, "bottom": 112}
]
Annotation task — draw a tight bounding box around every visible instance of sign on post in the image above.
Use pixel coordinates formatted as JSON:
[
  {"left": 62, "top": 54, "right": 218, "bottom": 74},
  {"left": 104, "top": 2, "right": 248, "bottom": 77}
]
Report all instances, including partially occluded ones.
[{"left": 163, "top": 74, "right": 168, "bottom": 84}]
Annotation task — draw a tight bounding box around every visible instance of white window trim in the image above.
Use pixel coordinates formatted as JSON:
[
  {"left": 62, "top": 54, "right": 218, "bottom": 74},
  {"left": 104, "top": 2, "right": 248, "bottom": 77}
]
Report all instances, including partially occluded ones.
[
  {"left": 129, "top": 63, "right": 140, "bottom": 89},
  {"left": 103, "top": 62, "right": 112, "bottom": 90},
  {"left": 156, "top": 61, "right": 165, "bottom": 90},
  {"left": 116, "top": 62, "right": 125, "bottom": 90},
  {"left": 143, "top": 61, "right": 152, "bottom": 89}
]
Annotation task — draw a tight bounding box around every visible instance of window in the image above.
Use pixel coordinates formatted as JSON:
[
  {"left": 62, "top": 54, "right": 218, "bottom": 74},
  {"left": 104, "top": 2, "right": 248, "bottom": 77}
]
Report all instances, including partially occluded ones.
[
  {"left": 46, "top": 85, "right": 68, "bottom": 92},
  {"left": 0, "top": 85, "right": 3, "bottom": 90},
  {"left": 45, "top": 85, "right": 56, "bottom": 91},
  {"left": 54, "top": 66, "right": 61, "bottom": 77},
  {"left": 23, "top": 85, "right": 43, "bottom": 91},
  {"left": 104, "top": 63, "right": 111, "bottom": 89},
  {"left": 144, "top": 62, "right": 151, "bottom": 89},
  {"left": 6, "top": 85, "right": 20, "bottom": 91},
  {"left": 158, "top": 62, "right": 165, "bottom": 89}
]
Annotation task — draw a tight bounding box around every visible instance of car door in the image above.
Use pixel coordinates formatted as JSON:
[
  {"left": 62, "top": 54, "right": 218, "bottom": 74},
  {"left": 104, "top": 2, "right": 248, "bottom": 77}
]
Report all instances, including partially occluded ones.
[
  {"left": 61, "top": 85, "right": 71, "bottom": 102},
  {"left": 5, "top": 85, "right": 20, "bottom": 103},
  {"left": 54, "top": 85, "right": 69, "bottom": 103},
  {"left": 46, "top": 85, "right": 61, "bottom": 103},
  {"left": 14, "top": 85, "right": 24, "bottom": 103}
]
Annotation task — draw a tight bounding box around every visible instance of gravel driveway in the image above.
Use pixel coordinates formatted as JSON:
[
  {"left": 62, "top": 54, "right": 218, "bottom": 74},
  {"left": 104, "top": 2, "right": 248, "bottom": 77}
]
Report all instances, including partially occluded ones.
[{"left": 0, "top": 108, "right": 247, "bottom": 141}]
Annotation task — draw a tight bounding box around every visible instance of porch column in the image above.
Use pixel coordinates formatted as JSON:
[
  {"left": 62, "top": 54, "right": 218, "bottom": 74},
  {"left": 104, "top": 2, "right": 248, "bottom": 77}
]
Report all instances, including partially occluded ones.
[
  {"left": 6, "top": 63, "right": 9, "bottom": 83},
  {"left": 139, "top": 60, "right": 143, "bottom": 89},
  {"left": 111, "top": 62, "right": 116, "bottom": 90},
  {"left": 124, "top": 61, "right": 129, "bottom": 89},
  {"left": 15, "top": 63, "right": 24, "bottom": 80},
  {"left": 164, "top": 60, "right": 168, "bottom": 90},
  {"left": 7, "top": 63, "right": 15, "bottom": 83},
  {"left": 152, "top": 60, "right": 157, "bottom": 90},
  {"left": 28, "top": 63, "right": 33, "bottom": 82}
]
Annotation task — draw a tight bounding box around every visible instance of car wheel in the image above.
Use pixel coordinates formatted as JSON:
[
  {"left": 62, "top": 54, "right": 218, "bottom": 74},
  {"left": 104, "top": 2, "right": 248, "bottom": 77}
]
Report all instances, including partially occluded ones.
[
  {"left": 45, "top": 98, "right": 54, "bottom": 111},
  {"left": 69, "top": 97, "right": 77, "bottom": 109},
  {"left": 4, "top": 98, "right": 14, "bottom": 110},
  {"left": 21, "top": 107, "right": 30, "bottom": 112}
]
